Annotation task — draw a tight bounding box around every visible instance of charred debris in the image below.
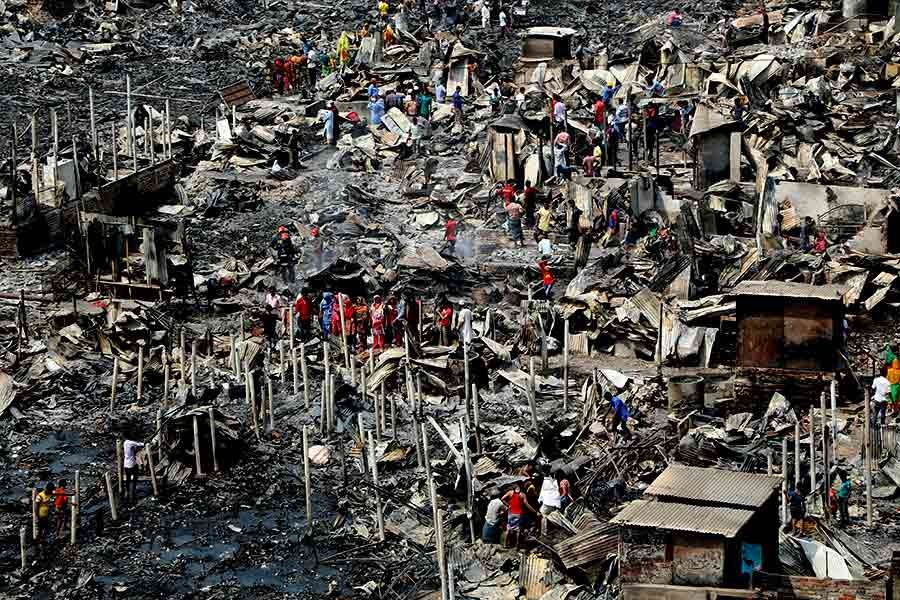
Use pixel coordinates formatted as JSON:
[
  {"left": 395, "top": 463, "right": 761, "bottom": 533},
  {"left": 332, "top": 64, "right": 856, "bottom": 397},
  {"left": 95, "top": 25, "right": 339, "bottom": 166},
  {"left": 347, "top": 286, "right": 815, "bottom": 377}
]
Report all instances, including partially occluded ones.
[{"left": 2, "top": 0, "right": 900, "bottom": 598}]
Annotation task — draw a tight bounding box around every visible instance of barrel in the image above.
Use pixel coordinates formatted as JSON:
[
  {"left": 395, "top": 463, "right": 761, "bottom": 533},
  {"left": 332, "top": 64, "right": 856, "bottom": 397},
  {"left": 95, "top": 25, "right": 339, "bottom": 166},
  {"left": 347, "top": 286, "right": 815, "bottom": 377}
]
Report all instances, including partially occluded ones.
[{"left": 668, "top": 375, "right": 705, "bottom": 414}]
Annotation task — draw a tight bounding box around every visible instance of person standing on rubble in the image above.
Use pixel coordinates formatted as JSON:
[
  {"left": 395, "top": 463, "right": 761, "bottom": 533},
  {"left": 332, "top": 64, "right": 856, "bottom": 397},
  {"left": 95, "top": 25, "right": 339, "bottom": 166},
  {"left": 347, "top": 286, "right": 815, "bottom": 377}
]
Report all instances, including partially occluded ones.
[
  {"left": 606, "top": 118, "right": 619, "bottom": 167},
  {"left": 604, "top": 391, "right": 633, "bottom": 442},
  {"left": 320, "top": 292, "right": 334, "bottom": 337},
  {"left": 273, "top": 229, "right": 296, "bottom": 283},
  {"left": 264, "top": 286, "right": 283, "bottom": 347},
  {"left": 123, "top": 436, "right": 145, "bottom": 504},
  {"left": 785, "top": 487, "right": 806, "bottom": 534},
  {"left": 35, "top": 482, "right": 54, "bottom": 546},
  {"left": 502, "top": 484, "right": 537, "bottom": 548},
  {"left": 480, "top": 0, "right": 490, "bottom": 27},
  {"left": 324, "top": 102, "right": 338, "bottom": 145},
  {"left": 437, "top": 300, "right": 453, "bottom": 346},
  {"left": 435, "top": 80, "right": 447, "bottom": 104},
  {"left": 522, "top": 180, "right": 538, "bottom": 228},
  {"left": 458, "top": 302, "right": 473, "bottom": 345},
  {"left": 536, "top": 201, "right": 553, "bottom": 242},
  {"left": 551, "top": 95, "right": 567, "bottom": 132},
  {"left": 368, "top": 94, "right": 386, "bottom": 127},
  {"left": 53, "top": 478, "right": 71, "bottom": 540},
  {"left": 353, "top": 297, "right": 370, "bottom": 349},
  {"left": 452, "top": 86, "right": 464, "bottom": 125},
  {"left": 394, "top": 294, "right": 408, "bottom": 346},
  {"left": 872, "top": 368, "right": 891, "bottom": 425},
  {"left": 593, "top": 97, "right": 606, "bottom": 127},
  {"left": 538, "top": 464, "right": 562, "bottom": 534},
  {"left": 371, "top": 295, "right": 387, "bottom": 350},
  {"left": 505, "top": 196, "right": 525, "bottom": 247},
  {"left": 538, "top": 260, "right": 555, "bottom": 299},
  {"left": 386, "top": 296, "right": 399, "bottom": 348},
  {"left": 294, "top": 290, "right": 313, "bottom": 341},
  {"left": 418, "top": 88, "right": 434, "bottom": 120},
  {"left": 836, "top": 474, "right": 852, "bottom": 524},
  {"left": 444, "top": 217, "right": 458, "bottom": 255}
]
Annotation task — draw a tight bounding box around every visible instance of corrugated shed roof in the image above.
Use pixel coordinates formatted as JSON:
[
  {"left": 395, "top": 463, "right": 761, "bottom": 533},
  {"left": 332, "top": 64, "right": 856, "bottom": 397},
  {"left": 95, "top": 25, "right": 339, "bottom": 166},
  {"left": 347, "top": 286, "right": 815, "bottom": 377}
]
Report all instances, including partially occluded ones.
[
  {"left": 645, "top": 465, "right": 782, "bottom": 508},
  {"left": 731, "top": 280, "right": 844, "bottom": 301},
  {"left": 518, "top": 554, "right": 555, "bottom": 600},
  {"left": 553, "top": 523, "right": 618, "bottom": 570},
  {"left": 610, "top": 500, "right": 754, "bottom": 538}
]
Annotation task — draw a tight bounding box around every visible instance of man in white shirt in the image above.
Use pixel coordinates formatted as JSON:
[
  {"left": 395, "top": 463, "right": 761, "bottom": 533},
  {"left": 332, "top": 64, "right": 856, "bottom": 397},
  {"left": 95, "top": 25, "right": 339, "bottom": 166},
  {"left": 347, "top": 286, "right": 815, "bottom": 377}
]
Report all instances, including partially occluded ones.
[
  {"left": 481, "top": 2, "right": 490, "bottom": 28},
  {"left": 538, "top": 465, "right": 561, "bottom": 534},
  {"left": 482, "top": 494, "right": 506, "bottom": 543},
  {"left": 458, "top": 303, "right": 474, "bottom": 345},
  {"left": 123, "top": 437, "right": 145, "bottom": 504},
  {"left": 873, "top": 373, "right": 891, "bottom": 425}
]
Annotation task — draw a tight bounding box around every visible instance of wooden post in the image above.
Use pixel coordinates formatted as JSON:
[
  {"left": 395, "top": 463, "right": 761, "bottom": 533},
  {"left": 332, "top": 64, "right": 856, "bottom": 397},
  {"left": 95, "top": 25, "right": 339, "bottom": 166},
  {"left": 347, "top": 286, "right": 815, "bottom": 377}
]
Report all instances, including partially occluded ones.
[
  {"left": 137, "top": 343, "right": 145, "bottom": 400},
  {"left": 156, "top": 408, "right": 164, "bottom": 463},
  {"left": 781, "top": 438, "right": 788, "bottom": 526},
  {"left": 460, "top": 420, "right": 476, "bottom": 544},
  {"left": 864, "top": 387, "right": 873, "bottom": 526},
  {"left": 360, "top": 358, "right": 367, "bottom": 402},
  {"left": 190, "top": 340, "right": 198, "bottom": 396},
  {"left": 31, "top": 489, "right": 37, "bottom": 540},
  {"left": 146, "top": 445, "right": 159, "bottom": 496},
  {"left": 463, "top": 341, "right": 471, "bottom": 426},
  {"left": 528, "top": 357, "right": 539, "bottom": 434},
  {"left": 51, "top": 109, "right": 59, "bottom": 198},
  {"left": 279, "top": 340, "right": 286, "bottom": 384},
  {"left": 303, "top": 426, "right": 313, "bottom": 529},
  {"left": 111, "top": 121, "right": 118, "bottom": 180},
  {"left": 794, "top": 420, "right": 800, "bottom": 490},
  {"left": 324, "top": 343, "right": 331, "bottom": 429},
  {"left": 116, "top": 439, "right": 124, "bottom": 495},
  {"left": 820, "top": 392, "right": 829, "bottom": 504},
  {"left": 809, "top": 408, "right": 817, "bottom": 501},
  {"left": 423, "top": 426, "right": 449, "bottom": 600},
  {"left": 380, "top": 381, "right": 387, "bottom": 433},
  {"left": 193, "top": 415, "right": 203, "bottom": 476},
  {"left": 70, "top": 470, "right": 79, "bottom": 545},
  {"left": 472, "top": 383, "right": 482, "bottom": 455},
  {"left": 351, "top": 355, "right": 357, "bottom": 387},
  {"left": 368, "top": 430, "right": 386, "bottom": 540},
  {"left": 164, "top": 98, "right": 172, "bottom": 158},
  {"left": 179, "top": 328, "right": 186, "bottom": 385},
  {"left": 390, "top": 391, "right": 397, "bottom": 440},
  {"left": 20, "top": 526, "right": 27, "bottom": 573},
  {"left": 163, "top": 362, "right": 170, "bottom": 407},
  {"left": 267, "top": 374, "right": 275, "bottom": 431},
  {"left": 357, "top": 413, "right": 368, "bottom": 473},
  {"left": 288, "top": 307, "right": 295, "bottom": 350},
  {"left": 248, "top": 369, "right": 259, "bottom": 439},
  {"left": 89, "top": 87, "right": 98, "bottom": 158},
  {"left": 416, "top": 373, "right": 423, "bottom": 419},
  {"left": 374, "top": 387, "right": 382, "bottom": 440},
  {"left": 563, "top": 319, "right": 569, "bottom": 411},
  {"left": 110, "top": 357, "right": 119, "bottom": 411},
  {"left": 330, "top": 373, "right": 337, "bottom": 434},
  {"left": 767, "top": 449, "right": 773, "bottom": 475},
  {"left": 301, "top": 343, "right": 310, "bottom": 408},
  {"left": 208, "top": 406, "right": 219, "bottom": 472},
  {"left": 104, "top": 472, "right": 118, "bottom": 521},
  {"left": 126, "top": 74, "right": 134, "bottom": 166}
]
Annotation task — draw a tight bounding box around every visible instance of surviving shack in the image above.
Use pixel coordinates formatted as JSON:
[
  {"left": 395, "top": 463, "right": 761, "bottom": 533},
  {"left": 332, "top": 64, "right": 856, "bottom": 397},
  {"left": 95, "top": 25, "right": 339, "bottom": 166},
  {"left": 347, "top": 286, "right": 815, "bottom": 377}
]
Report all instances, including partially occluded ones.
[{"left": 612, "top": 465, "right": 782, "bottom": 589}]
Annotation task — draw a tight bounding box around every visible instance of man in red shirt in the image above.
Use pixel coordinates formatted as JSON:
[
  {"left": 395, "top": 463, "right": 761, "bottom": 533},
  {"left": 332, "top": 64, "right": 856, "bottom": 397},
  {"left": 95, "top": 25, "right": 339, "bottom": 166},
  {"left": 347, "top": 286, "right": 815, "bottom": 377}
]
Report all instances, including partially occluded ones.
[
  {"left": 593, "top": 98, "right": 606, "bottom": 126},
  {"left": 293, "top": 289, "right": 313, "bottom": 341},
  {"left": 437, "top": 301, "right": 453, "bottom": 346},
  {"left": 445, "top": 218, "right": 458, "bottom": 255},
  {"left": 539, "top": 260, "right": 555, "bottom": 299},
  {"left": 499, "top": 180, "right": 517, "bottom": 205}
]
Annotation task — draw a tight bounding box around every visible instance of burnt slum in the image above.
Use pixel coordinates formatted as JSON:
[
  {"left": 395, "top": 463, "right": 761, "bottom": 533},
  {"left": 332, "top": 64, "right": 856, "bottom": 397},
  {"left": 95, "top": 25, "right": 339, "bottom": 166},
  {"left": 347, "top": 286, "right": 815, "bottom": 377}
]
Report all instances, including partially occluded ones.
[{"left": 2, "top": 0, "right": 900, "bottom": 598}]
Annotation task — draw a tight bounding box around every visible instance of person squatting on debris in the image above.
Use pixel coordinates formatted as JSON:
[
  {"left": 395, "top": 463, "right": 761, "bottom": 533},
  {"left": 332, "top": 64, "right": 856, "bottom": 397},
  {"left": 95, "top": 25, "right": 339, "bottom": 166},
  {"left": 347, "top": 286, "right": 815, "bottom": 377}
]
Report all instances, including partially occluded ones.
[
  {"left": 604, "top": 391, "right": 632, "bottom": 441},
  {"left": 123, "top": 437, "right": 145, "bottom": 504}
]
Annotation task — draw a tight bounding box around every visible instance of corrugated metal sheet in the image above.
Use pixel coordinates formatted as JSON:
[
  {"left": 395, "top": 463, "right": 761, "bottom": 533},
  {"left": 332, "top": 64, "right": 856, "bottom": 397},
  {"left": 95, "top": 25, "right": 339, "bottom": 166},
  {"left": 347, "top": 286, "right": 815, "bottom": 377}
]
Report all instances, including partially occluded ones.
[
  {"left": 553, "top": 523, "right": 618, "bottom": 570},
  {"left": 645, "top": 464, "right": 782, "bottom": 508},
  {"left": 519, "top": 554, "right": 552, "bottom": 599},
  {"left": 731, "top": 280, "right": 844, "bottom": 301},
  {"left": 610, "top": 500, "right": 753, "bottom": 538}
]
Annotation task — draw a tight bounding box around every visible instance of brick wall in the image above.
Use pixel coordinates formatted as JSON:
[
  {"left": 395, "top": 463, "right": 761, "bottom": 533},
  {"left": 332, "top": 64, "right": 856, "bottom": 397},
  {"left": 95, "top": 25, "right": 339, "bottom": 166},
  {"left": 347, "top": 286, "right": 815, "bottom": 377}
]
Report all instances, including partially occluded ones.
[{"left": 754, "top": 571, "right": 886, "bottom": 600}]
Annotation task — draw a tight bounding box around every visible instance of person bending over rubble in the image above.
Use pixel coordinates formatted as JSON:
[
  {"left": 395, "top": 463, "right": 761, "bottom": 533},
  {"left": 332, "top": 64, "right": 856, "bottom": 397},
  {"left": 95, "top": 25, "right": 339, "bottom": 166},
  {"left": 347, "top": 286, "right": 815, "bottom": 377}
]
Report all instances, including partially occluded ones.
[
  {"left": 122, "top": 436, "right": 145, "bottom": 504},
  {"left": 538, "top": 464, "right": 562, "bottom": 535},
  {"left": 482, "top": 492, "right": 507, "bottom": 543},
  {"left": 603, "top": 391, "right": 632, "bottom": 442}
]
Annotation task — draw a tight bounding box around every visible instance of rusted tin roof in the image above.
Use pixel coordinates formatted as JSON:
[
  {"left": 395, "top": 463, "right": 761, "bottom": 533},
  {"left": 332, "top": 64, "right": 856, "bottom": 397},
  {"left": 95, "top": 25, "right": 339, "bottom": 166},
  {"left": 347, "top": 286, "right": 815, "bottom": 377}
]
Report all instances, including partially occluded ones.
[
  {"left": 610, "top": 500, "right": 754, "bottom": 538},
  {"left": 645, "top": 464, "right": 782, "bottom": 508},
  {"left": 731, "top": 280, "right": 844, "bottom": 301}
]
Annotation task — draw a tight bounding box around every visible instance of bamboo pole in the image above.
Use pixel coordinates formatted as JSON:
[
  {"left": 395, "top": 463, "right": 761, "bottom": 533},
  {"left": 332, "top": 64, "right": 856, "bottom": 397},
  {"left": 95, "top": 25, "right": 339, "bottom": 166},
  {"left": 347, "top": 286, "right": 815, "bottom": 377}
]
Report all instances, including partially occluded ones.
[
  {"left": 472, "top": 383, "right": 482, "bottom": 455},
  {"left": 794, "top": 420, "right": 800, "bottom": 490},
  {"left": 163, "top": 362, "right": 170, "bottom": 407},
  {"left": 303, "top": 426, "right": 313, "bottom": 529},
  {"left": 208, "top": 406, "right": 219, "bottom": 472},
  {"left": 380, "top": 381, "right": 387, "bottom": 433},
  {"left": 767, "top": 449, "right": 773, "bottom": 475},
  {"left": 338, "top": 293, "right": 350, "bottom": 368},
  {"left": 390, "top": 391, "right": 397, "bottom": 439},
  {"left": 31, "top": 489, "right": 37, "bottom": 540},
  {"left": 126, "top": 75, "right": 134, "bottom": 166},
  {"left": 460, "top": 420, "right": 476, "bottom": 544},
  {"left": 324, "top": 343, "right": 331, "bottom": 431},
  {"left": 864, "top": 387, "right": 872, "bottom": 526},
  {"left": 20, "top": 526, "right": 27, "bottom": 573},
  {"left": 116, "top": 439, "right": 124, "bottom": 495},
  {"left": 809, "top": 408, "right": 817, "bottom": 501},
  {"left": 164, "top": 98, "right": 172, "bottom": 158},
  {"left": 191, "top": 340, "right": 198, "bottom": 396},
  {"left": 137, "top": 343, "right": 145, "bottom": 400},
  {"left": 330, "top": 373, "right": 337, "bottom": 434},
  {"left": 267, "top": 374, "right": 275, "bottom": 431},
  {"left": 351, "top": 355, "right": 357, "bottom": 387},
  {"left": 357, "top": 413, "right": 368, "bottom": 473},
  {"left": 563, "top": 319, "right": 569, "bottom": 411},
  {"left": 193, "top": 415, "right": 203, "bottom": 476},
  {"left": 248, "top": 369, "right": 259, "bottom": 439},
  {"left": 463, "top": 341, "right": 471, "bottom": 427},
  {"left": 146, "top": 444, "right": 159, "bottom": 496},
  {"left": 301, "top": 343, "right": 310, "bottom": 408},
  {"left": 288, "top": 307, "right": 295, "bottom": 350},
  {"left": 820, "top": 392, "right": 830, "bottom": 512},
  {"left": 423, "top": 426, "right": 449, "bottom": 600},
  {"left": 280, "top": 340, "right": 286, "bottom": 385},
  {"left": 157, "top": 408, "right": 164, "bottom": 463},
  {"left": 781, "top": 438, "right": 788, "bottom": 526},
  {"left": 367, "top": 430, "right": 386, "bottom": 540},
  {"left": 110, "top": 357, "right": 119, "bottom": 411},
  {"left": 111, "top": 121, "right": 118, "bottom": 180},
  {"left": 528, "top": 357, "right": 539, "bottom": 434},
  {"left": 89, "top": 87, "right": 98, "bottom": 158},
  {"left": 179, "top": 329, "right": 186, "bottom": 385},
  {"left": 104, "top": 472, "right": 118, "bottom": 521},
  {"left": 70, "top": 470, "right": 79, "bottom": 545}
]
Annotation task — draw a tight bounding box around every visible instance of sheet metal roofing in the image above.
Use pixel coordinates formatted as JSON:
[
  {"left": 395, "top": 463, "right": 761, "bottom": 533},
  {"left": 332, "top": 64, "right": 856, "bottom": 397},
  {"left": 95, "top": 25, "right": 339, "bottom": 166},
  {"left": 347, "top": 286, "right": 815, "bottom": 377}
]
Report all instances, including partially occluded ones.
[
  {"left": 645, "top": 465, "right": 782, "bottom": 508},
  {"left": 731, "top": 280, "right": 844, "bottom": 301},
  {"left": 610, "top": 500, "right": 754, "bottom": 538}
]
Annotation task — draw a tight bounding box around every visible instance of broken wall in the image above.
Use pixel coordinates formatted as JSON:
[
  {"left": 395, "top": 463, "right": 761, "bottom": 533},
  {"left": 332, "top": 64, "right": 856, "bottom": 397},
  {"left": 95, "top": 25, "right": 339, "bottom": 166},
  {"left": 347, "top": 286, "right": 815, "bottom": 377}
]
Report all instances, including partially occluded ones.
[
  {"left": 623, "top": 584, "right": 764, "bottom": 600},
  {"left": 752, "top": 571, "right": 887, "bottom": 600},
  {"left": 671, "top": 535, "right": 726, "bottom": 587},
  {"left": 696, "top": 130, "right": 731, "bottom": 191},
  {"left": 621, "top": 528, "right": 675, "bottom": 585}
]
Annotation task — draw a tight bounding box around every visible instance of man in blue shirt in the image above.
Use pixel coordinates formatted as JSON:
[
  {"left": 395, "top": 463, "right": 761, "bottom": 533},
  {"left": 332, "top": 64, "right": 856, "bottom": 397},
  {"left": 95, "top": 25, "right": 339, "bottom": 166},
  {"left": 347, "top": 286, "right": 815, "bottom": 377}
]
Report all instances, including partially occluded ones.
[
  {"left": 604, "top": 391, "right": 632, "bottom": 441},
  {"left": 452, "top": 86, "right": 464, "bottom": 125},
  {"left": 368, "top": 94, "right": 385, "bottom": 126},
  {"left": 836, "top": 476, "right": 852, "bottom": 524},
  {"left": 367, "top": 79, "right": 380, "bottom": 99}
]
